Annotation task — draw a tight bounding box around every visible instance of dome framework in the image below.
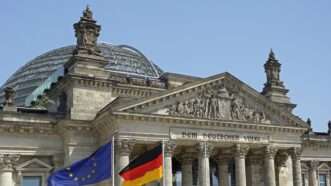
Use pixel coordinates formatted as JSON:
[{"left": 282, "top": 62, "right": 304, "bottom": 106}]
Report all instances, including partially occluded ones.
[{"left": 0, "top": 43, "right": 163, "bottom": 106}]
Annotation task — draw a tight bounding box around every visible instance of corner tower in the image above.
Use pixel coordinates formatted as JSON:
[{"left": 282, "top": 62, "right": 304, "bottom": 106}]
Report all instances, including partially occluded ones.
[{"left": 262, "top": 49, "right": 296, "bottom": 112}]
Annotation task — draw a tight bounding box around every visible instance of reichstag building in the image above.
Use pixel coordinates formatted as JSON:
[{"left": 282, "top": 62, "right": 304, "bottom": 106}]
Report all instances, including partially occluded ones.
[{"left": 0, "top": 7, "right": 330, "bottom": 186}]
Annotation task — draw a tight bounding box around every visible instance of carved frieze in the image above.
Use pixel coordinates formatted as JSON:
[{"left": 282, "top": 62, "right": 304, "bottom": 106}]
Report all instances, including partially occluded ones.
[{"left": 168, "top": 85, "right": 271, "bottom": 123}]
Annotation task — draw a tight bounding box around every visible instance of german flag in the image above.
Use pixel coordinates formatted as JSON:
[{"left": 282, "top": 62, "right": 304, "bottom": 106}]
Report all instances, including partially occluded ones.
[{"left": 119, "top": 144, "right": 163, "bottom": 186}]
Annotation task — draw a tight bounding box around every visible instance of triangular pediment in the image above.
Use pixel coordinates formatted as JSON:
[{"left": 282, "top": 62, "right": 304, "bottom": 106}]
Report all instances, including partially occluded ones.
[
  {"left": 16, "top": 158, "right": 52, "bottom": 171},
  {"left": 318, "top": 163, "right": 330, "bottom": 171},
  {"left": 112, "top": 72, "right": 308, "bottom": 127}
]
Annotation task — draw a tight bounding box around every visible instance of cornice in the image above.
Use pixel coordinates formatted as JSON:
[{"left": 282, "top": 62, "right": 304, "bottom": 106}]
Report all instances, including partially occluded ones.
[
  {"left": 303, "top": 139, "right": 331, "bottom": 149},
  {"left": 56, "top": 120, "right": 96, "bottom": 136},
  {"left": 111, "top": 111, "right": 308, "bottom": 135},
  {"left": 0, "top": 119, "right": 56, "bottom": 135}
]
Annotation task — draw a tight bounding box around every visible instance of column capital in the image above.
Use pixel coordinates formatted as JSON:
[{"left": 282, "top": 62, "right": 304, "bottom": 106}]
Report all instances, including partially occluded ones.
[
  {"left": 116, "top": 139, "right": 135, "bottom": 156},
  {"left": 233, "top": 144, "right": 249, "bottom": 158},
  {"left": 164, "top": 141, "right": 176, "bottom": 157},
  {"left": 264, "top": 146, "right": 278, "bottom": 159},
  {"left": 0, "top": 154, "right": 20, "bottom": 170},
  {"left": 309, "top": 160, "right": 319, "bottom": 170},
  {"left": 289, "top": 147, "right": 302, "bottom": 160},
  {"left": 276, "top": 151, "right": 288, "bottom": 167},
  {"left": 197, "top": 142, "right": 214, "bottom": 158}
]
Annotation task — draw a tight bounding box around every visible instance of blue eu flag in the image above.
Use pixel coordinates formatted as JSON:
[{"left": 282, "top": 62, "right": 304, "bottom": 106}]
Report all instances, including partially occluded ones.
[{"left": 48, "top": 142, "right": 112, "bottom": 186}]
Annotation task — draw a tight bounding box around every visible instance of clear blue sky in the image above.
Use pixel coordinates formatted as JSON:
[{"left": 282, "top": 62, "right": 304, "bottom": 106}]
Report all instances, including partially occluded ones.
[{"left": 1, "top": 0, "right": 330, "bottom": 132}]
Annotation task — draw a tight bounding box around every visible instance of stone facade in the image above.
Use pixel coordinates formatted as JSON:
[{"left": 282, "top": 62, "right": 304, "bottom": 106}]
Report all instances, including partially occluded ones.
[{"left": 0, "top": 7, "right": 331, "bottom": 186}]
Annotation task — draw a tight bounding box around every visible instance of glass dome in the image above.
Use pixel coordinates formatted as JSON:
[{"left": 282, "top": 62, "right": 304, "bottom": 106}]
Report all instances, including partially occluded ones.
[{"left": 0, "top": 43, "right": 163, "bottom": 106}]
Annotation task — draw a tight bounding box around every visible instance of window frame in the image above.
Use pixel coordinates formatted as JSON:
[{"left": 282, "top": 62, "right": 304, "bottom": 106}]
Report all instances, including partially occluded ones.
[
  {"left": 318, "top": 174, "right": 327, "bottom": 186},
  {"left": 21, "top": 174, "right": 43, "bottom": 186}
]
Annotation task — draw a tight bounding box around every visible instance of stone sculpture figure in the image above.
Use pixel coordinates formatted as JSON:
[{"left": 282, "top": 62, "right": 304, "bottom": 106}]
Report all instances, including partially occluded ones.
[
  {"left": 73, "top": 6, "right": 102, "bottom": 56},
  {"left": 167, "top": 84, "right": 271, "bottom": 124},
  {"left": 231, "top": 98, "right": 241, "bottom": 120}
]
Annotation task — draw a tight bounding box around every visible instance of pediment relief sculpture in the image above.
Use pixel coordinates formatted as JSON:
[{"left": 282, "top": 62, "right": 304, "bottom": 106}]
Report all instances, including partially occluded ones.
[{"left": 167, "top": 84, "right": 271, "bottom": 124}]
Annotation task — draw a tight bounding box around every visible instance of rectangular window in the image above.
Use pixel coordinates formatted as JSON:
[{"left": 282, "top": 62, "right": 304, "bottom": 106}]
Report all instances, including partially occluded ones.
[
  {"left": 22, "top": 176, "right": 42, "bottom": 186},
  {"left": 319, "top": 174, "right": 327, "bottom": 186}
]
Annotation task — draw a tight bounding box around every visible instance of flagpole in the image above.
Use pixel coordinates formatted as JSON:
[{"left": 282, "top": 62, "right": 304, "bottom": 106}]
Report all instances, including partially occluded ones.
[{"left": 112, "top": 135, "right": 114, "bottom": 186}]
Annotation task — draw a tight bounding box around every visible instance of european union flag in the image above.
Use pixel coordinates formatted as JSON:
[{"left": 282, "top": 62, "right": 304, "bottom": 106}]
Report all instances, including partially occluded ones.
[{"left": 48, "top": 142, "right": 112, "bottom": 186}]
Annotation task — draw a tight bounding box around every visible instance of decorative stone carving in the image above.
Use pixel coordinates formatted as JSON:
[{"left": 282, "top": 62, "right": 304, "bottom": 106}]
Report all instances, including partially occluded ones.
[
  {"left": 73, "top": 6, "right": 102, "bottom": 56},
  {"left": 116, "top": 139, "right": 135, "bottom": 156},
  {"left": 309, "top": 160, "right": 319, "bottom": 170},
  {"left": 0, "top": 154, "right": 20, "bottom": 170},
  {"left": 164, "top": 141, "right": 176, "bottom": 157},
  {"left": 3, "top": 87, "right": 15, "bottom": 106},
  {"left": 233, "top": 144, "right": 249, "bottom": 158},
  {"left": 264, "top": 146, "right": 278, "bottom": 159},
  {"left": 290, "top": 147, "right": 302, "bottom": 160},
  {"left": 168, "top": 84, "right": 270, "bottom": 123},
  {"left": 276, "top": 151, "right": 288, "bottom": 167},
  {"left": 197, "top": 142, "right": 214, "bottom": 158}
]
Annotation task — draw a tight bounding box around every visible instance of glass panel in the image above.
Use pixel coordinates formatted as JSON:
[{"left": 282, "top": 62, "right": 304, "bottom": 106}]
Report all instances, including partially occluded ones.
[
  {"left": 319, "top": 174, "right": 326, "bottom": 186},
  {"left": 302, "top": 174, "right": 306, "bottom": 186},
  {"left": 22, "top": 176, "right": 42, "bottom": 186}
]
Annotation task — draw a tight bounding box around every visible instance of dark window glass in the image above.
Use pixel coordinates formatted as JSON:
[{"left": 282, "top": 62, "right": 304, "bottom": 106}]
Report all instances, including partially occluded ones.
[{"left": 319, "top": 174, "right": 327, "bottom": 186}]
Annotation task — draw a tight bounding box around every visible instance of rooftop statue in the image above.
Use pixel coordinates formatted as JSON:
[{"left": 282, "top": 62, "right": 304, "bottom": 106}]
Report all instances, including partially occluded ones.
[{"left": 73, "top": 6, "right": 102, "bottom": 56}]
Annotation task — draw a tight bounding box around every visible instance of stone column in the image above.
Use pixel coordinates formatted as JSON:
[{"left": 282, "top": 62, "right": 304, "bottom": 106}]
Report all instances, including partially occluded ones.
[
  {"left": 290, "top": 148, "right": 302, "bottom": 186},
  {"left": 115, "top": 139, "right": 134, "bottom": 186},
  {"left": 264, "top": 146, "right": 277, "bottom": 186},
  {"left": 308, "top": 161, "right": 319, "bottom": 186},
  {"left": 0, "top": 154, "right": 20, "bottom": 186},
  {"left": 164, "top": 141, "right": 176, "bottom": 186},
  {"left": 217, "top": 154, "right": 231, "bottom": 186},
  {"left": 234, "top": 144, "right": 249, "bottom": 186},
  {"left": 180, "top": 151, "right": 194, "bottom": 186},
  {"left": 197, "top": 142, "right": 213, "bottom": 186}
]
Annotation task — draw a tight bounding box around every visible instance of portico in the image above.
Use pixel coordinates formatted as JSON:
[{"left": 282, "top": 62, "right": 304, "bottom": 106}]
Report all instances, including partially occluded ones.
[
  {"left": 111, "top": 135, "right": 303, "bottom": 186},
  {"left": 95, "top": 66, "right": 308, "bottom": 186}
]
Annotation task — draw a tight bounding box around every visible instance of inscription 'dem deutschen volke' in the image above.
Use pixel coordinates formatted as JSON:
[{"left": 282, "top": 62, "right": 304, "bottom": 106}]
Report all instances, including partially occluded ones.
[{"left": 170, "top": 128, "right": 270, "bottom": 143}]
